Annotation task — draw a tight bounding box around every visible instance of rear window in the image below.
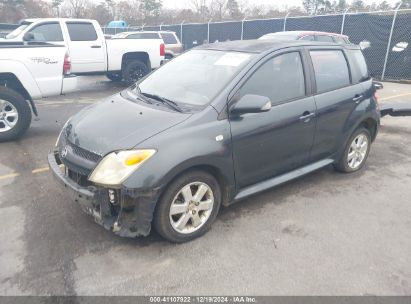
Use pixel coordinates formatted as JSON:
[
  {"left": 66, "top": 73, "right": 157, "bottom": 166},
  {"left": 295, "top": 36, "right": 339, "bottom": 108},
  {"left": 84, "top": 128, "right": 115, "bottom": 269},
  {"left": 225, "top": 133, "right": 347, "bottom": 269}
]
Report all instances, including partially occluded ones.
[
  {"left": 316, "top": 35, "right": 334, "bottom": 42},
  {"left": 333, "top": 36, "right": 347, "bottom": 44},
  {"left": 310, "top": 50, "right": 350, "bottom": 93},
  {"left": 66, "top": 22, "right": 97, "bottom": 41},
  {"left": 127, "top": 33, "right": 160, "bottom": 39},
  {"left": 349, "top": 50, "right": 369, "bottom": 83},
  {"left": 161, "top": 33, "right": 178, "bottom": 44},
  {"left": 300, "top": 35, "right": 314, "bottom": 41}
]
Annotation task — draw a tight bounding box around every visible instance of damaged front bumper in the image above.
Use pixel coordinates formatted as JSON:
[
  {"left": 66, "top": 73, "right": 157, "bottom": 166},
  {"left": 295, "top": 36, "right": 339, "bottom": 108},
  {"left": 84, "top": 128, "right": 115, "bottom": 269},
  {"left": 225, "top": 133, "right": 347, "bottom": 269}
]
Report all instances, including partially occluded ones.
[{"left": 47, "top": 151, "right": 161, "bottom": 238}]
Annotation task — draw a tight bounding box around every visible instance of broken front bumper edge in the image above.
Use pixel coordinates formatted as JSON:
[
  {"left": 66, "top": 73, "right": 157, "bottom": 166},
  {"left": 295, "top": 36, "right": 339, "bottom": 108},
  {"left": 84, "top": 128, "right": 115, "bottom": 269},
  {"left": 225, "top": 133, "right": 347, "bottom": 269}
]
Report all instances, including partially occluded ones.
[{"left": 47, "top": 151, "right": 161, "bottom": 238}]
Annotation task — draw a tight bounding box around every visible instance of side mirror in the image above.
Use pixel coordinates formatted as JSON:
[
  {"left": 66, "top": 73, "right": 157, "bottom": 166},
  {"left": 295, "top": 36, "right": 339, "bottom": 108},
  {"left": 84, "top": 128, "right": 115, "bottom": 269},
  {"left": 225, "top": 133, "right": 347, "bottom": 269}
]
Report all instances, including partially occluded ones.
[
  {"left": 373, "top": 81, "right": 383, "bottom": 90},
  {"left": 23, "top": 32, "right": 35, "bottom": 41},
  {"left": 231, "top": 94, "right": 271, "bottom": 115}
]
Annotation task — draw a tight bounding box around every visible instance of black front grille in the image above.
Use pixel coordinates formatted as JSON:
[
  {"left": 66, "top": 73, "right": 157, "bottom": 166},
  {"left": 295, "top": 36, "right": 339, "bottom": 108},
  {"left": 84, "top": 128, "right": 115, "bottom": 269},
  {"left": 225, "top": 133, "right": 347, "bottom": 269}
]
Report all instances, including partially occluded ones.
[{"left": 69, "top": 142, "right": 102, "bottom": 163}]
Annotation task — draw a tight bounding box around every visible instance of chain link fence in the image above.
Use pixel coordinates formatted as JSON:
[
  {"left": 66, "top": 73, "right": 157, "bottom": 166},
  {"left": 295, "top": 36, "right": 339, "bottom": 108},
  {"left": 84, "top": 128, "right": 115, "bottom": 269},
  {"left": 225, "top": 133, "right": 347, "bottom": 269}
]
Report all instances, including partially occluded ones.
[{"left": 103, "top": 8, "right": 410, "bottom": 81}]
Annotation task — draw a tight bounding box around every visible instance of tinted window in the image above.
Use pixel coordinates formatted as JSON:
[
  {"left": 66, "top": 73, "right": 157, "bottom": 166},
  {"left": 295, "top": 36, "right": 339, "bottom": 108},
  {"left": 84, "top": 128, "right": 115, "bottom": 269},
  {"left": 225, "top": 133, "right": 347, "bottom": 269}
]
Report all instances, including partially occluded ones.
[
  {"left": 349, "top": 50, "right": 369, "bottom": 83},
  {"left": 28, "top": 23, "right": 63, "bottom": 42},
  {"left": 127, "top": 33, "right": 160, "bottom": 39},
  {"left": 316, "top": 35, "right": 334, "bottom": 42},
  {"left": 310, "top": 50, "right": 350, "bottom": 93},
  {"left": 66, "top": 23, "right": 97, "bottom": 41},
  {"left": 240, "top": 52, "right": 305, "bottom": 106},
  {"left": 161, "top": 33, "right": 178, "bottom": 44},
  {"left": 300, "top": 35, "right": 314, "bottom": 41}
]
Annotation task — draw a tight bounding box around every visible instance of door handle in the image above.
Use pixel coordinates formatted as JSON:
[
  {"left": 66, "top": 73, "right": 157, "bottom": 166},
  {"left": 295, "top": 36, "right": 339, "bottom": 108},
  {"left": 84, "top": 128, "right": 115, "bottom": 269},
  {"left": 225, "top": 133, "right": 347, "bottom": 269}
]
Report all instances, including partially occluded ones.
[
  {"left": 91, "top": 45, "right": 102, "bottom": 48},
  {"left": 299, "top": 111, "right": 315, "bottom": 122},
  {"left": 353, "top": 94, "right": 363, "bottom": 103}
]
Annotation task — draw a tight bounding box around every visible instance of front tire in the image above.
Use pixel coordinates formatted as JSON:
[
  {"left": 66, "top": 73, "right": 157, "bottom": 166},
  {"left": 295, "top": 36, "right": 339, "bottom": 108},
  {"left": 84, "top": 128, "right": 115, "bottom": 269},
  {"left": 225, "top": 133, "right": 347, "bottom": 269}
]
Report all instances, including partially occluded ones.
[
  {"left": 334, "top": 127, "right": 371, "bottom": 173},
  {"left": 122, "top": 60, "right": 149, "bottom": 85},
  {"left": 154, "top": 171, "right": 222, "bottom": 243},
  {"left": 0, "top": 86, "right": 32, "bottom": 142}
]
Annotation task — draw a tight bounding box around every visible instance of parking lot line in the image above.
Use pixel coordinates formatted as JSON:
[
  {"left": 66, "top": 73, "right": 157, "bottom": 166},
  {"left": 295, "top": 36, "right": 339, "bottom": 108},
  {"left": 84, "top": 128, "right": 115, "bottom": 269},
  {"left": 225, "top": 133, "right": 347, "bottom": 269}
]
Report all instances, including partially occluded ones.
[
  {"left": 0, "top": 173, "right": 20, "bottom": 180},
  {"left": 37, "top": 101, "right": 96, "bottom": 107},
  {"left": 381, "top": 92, "right": 411, "bottom": 101},
  {"left": 32, "top": 167, "right": 49, "bottom": 174}
]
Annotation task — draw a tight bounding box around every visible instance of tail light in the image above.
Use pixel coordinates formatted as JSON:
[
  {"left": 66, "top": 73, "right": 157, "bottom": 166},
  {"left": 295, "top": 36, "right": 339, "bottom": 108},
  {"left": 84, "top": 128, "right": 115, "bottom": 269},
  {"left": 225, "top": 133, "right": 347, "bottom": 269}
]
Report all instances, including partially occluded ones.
[
  {"left": 160, "top": 43, "right": 165, "bottom": 57},
  {"left": 63, "top": 52, "right": 71, "bottom": 75}
]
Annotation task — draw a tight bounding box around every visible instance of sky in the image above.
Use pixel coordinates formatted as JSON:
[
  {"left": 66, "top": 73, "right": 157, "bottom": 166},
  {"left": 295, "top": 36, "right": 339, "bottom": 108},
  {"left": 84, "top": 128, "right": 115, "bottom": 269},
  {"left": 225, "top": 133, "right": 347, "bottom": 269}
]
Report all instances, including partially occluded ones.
[{"left": 161, "top": 0, "right": 400, "bottom": 10}]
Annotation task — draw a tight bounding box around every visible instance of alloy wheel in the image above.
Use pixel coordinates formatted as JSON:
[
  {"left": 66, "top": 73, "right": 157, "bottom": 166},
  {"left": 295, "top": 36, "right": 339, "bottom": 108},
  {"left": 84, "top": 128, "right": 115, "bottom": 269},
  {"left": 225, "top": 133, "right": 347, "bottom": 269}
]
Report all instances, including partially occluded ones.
[
  {"left": 169, "top": 182, "right": 214, "bottom": 234},
  {"left": 0, "top": 99, "right": 19, "bottom": 133},
  {"left": 347, "top": 133, "right": 369, "bottom": 169}
]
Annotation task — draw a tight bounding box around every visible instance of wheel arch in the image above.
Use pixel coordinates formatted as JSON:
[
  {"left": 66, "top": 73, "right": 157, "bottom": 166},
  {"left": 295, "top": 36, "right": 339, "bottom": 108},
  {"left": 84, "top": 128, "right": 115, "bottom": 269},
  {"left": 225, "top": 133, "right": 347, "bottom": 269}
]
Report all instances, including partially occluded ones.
[
  {"left": 121, "top": 52, "right": 151, "bottom": 70},
  {"left": 0, "top": 73, "right": 37, "bottom": 116},
  {"left": 157, "top": 163, "right": 233, "bottom": 208}
]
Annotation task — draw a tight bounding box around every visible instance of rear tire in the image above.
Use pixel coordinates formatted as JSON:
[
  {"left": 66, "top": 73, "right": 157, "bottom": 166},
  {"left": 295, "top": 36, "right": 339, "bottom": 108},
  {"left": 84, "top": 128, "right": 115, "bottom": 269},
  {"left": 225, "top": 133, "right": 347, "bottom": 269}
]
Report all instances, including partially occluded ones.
[
  {"left": 122, "top": 60, "right": 149, "bottom": 85},
  {"left": 0, "top": 86, "right": 32, "bottom": 142},
  {"left": 154, "top": 170, "right": 221, "bottom": 243},
  {"left": 334, "top": 127, "right": 371, "bottom": 173},
  {"left": 106, "top": 72, "right": 122, "bottom": 82}
]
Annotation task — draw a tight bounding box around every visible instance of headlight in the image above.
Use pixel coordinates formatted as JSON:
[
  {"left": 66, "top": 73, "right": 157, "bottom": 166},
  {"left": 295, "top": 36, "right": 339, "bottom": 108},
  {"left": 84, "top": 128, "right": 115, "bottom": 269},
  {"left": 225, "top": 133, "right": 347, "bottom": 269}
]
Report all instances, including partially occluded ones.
[{"left": 88, "top": 149, "right": 156, "bottom": 187}]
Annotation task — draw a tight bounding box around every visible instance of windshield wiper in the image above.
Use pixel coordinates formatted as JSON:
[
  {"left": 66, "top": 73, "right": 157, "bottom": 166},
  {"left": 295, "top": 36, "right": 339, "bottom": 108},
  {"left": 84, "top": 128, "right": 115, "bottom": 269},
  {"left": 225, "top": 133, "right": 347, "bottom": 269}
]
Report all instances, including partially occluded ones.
[{"left": 140, "top": 92, "right": 183, "bottom": 112}]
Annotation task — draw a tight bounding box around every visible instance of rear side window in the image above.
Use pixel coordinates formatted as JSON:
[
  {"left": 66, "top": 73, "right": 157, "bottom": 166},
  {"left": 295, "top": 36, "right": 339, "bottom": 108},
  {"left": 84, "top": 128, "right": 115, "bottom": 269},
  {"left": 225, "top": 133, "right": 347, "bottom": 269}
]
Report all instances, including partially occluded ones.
[
  {"left": 161, "top": 33, "right": 178, "bottom": 44},
  {"left": 28, "top": 23, "right": 63, "bottom": 42},
  {"left": 66, "top": 23, "right": 97, "bottom": 41},
  {"left": 127, "top": 33, "right": 160, "bottom": 39},
  {"left": 240, "top": 52, "right": 305, "bottom": 106},
  {"left": 300, "top": 35, "right": 314, "bottom": 41},
  {"left": 316, "top": 35, "right": 334, "bottom": 42},
  {"left": 349, "top": 50, "right": 369, "bottom": 83},
  {"left": 333, "top": 36, "right": 346, "bottom": 44},
  {"left": 310, "top": 50, "right": 350, "bottom": 93}
]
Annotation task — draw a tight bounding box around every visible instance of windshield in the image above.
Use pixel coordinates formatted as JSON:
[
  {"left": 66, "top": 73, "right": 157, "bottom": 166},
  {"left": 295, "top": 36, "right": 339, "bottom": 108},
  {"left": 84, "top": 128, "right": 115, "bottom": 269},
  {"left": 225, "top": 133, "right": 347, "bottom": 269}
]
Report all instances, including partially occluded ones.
[
  {"left": 138, "top": 50, "right": 253, "bottom": 107},
  {"left": 6, "top": 22, "right": 32, "bottom": 39}
]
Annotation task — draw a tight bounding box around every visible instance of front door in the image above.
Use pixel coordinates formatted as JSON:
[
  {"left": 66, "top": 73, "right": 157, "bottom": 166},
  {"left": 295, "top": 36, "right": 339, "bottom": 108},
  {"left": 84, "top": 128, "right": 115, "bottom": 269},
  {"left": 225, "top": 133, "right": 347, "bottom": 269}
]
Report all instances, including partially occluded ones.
[{"left": 229, "top": 51, "right": 317, "bottom": 188}]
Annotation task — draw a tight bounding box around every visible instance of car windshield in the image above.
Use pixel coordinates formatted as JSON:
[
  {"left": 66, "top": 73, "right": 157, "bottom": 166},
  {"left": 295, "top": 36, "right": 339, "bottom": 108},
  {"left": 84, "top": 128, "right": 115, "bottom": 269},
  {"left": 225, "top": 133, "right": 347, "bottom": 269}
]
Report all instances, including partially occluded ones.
[
  {"left": 5, "top": 22, "right": 32, "bottom": 39},
  {"left": 137, "top": 49, "right": 253, "bottom": 107},
  {"left": 112, "top": 32, "right": 128, "bottom": 39}
]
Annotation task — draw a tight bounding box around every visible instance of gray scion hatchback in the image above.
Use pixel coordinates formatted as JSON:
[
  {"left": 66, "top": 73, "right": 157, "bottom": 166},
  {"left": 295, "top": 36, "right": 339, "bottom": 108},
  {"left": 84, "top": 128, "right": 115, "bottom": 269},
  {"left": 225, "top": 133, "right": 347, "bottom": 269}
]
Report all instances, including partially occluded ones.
[{"left": 49, "top": 39, "right": 380, "bottom": 242}]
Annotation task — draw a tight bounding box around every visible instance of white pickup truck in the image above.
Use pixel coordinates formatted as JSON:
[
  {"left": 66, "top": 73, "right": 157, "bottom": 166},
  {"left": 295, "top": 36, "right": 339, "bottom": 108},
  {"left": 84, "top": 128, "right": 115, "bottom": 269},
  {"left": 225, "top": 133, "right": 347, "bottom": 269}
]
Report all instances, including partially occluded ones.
[
  {"left": 0, "top": 41, "right": 77, "bottom": 141},
  {"left": 3, "top": 18, "right": 165, "bottom": 84}
]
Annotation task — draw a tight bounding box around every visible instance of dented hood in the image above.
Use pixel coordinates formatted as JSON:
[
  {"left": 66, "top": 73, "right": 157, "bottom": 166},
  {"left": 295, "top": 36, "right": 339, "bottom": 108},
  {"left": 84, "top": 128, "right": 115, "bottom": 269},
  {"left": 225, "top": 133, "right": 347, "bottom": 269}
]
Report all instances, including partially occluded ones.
[{"left": 66, "top": 92, "right": 190, "bottom": 156}]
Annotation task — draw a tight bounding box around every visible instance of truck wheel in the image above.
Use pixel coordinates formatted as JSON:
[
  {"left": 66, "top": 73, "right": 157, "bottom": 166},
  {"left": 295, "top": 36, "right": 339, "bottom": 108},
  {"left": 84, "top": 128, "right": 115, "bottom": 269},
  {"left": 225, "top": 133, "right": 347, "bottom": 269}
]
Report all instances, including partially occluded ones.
[
  {"left": 0, "top": 86, "right": 32, "bottom": 142},
  {"left": 334, "top": 127, "right": 371, "bottom": 173},
  {"left": 122, "top": 60, "right": 148, "bottom": 85},
  {"left": 106, "top": 72, "right": 122, "bottom": 82},
  {"left": 154, "top": 170, "right": 222, "bottom": 243}
]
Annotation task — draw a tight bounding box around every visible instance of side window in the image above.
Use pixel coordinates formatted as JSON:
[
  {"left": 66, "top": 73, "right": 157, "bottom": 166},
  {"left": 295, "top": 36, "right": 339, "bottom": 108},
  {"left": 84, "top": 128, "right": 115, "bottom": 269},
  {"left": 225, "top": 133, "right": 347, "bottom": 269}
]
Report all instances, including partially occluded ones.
[
  {"left": 161, "top": 33, "right": 178, "bottom": 44},
  {"left": 310, "top": 50, "right": 350, "bottom": 93},
  {"left": 316, "top": 35, "right": 334, "bottom": 42},
  {"left": 28, "top": 23, "right": 63, "bottom": 42},
  {"left": 349, "top": 50, "right": 369, "bottom": 83},
  {"left": 239, "top": 52, "right": 306, "bottom": 106},
  {"left": 300, "top": 35, "right": 315, "bottom": 41},
  {"left": 66, "top": 23, "right": 98, "bottom": 41}
]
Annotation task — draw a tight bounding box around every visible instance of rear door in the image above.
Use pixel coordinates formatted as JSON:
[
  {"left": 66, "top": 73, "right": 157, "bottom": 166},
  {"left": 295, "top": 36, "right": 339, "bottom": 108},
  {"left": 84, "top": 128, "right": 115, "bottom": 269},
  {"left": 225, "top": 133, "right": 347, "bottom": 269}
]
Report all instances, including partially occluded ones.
[
  {"left": 229, "top": 50, "right": 317, "bottom": 188},
  {"left": 309, "top": 48, "right": 366, "bottom": 161},
  {"left": 64, "top": 21, "right": 106, "bottom": 73}
]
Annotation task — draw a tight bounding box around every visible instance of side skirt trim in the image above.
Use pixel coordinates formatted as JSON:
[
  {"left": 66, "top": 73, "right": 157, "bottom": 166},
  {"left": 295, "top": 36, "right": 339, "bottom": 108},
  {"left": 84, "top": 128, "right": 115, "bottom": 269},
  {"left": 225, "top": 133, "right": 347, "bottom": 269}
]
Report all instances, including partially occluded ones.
[{"left": 234, "top": 158, "right": 334, "bottom": 201}]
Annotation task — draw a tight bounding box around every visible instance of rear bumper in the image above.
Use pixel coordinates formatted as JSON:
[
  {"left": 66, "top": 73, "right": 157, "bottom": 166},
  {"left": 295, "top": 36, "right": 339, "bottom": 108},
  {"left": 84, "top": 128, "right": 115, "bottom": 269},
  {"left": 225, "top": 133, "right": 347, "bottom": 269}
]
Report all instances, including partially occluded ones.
[
  {"left": 47, "top": 151, "right": 161, "bottom": 238},
  {"left": 61, "top": 74, "right": 77, "bottom": 95}
]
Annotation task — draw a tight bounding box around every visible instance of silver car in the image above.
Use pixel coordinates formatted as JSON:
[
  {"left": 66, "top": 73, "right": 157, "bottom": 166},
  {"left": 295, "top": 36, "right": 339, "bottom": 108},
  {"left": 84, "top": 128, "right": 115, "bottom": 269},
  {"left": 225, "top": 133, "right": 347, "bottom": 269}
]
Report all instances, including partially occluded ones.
[{"left": 113, "top": 31, "right": 183, "bottom": 59}]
